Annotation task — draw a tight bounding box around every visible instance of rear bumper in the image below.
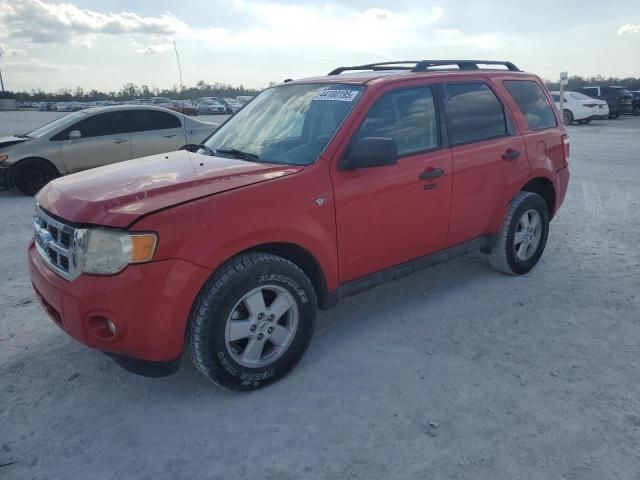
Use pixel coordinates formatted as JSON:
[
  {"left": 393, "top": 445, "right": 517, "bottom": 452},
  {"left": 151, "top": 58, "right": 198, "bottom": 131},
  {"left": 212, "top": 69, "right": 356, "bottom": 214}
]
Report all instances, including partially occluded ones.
[{"left": 28, "top": 241, "right": 212, "bottom": 365}]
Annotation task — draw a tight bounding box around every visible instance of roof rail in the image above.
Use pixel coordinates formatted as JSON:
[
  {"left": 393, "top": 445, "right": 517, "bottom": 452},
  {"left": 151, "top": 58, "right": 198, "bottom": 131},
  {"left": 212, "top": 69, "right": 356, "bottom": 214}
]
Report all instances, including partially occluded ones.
[{"left": 328, "top": 60, "right": 520, "bottom": 75}]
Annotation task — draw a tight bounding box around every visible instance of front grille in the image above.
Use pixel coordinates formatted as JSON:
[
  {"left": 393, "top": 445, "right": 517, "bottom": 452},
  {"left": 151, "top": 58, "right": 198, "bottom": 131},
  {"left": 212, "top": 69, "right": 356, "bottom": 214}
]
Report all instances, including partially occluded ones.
[{"left": 34, "top": 206, "right": 82, "bottom": 281}]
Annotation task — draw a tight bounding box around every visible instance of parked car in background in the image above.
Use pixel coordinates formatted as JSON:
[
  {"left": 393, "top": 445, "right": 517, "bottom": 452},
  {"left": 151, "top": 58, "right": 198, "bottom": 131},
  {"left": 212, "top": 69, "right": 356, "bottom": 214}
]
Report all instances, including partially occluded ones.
[
  {"left": 167, "top": 101, "right": 198, "bottom": 116},
  {"left": 236, "top": 95, "right": 254, "bottom": 105},
  {"left": 195, "top": 97, "right": 232, "bottom": 114},
  {"left": 38, "top": 102, "right": 54, "bottom": 111},
  {"left": 149, "top": 97, "right": 172, "bottom": 106},
  {"left": 26, "top": 60, "right": 570, "bottom": 390},
  {"left": 196, "top": 99, "right": 227, "bottom": 114},
  {"left": 0, "top": 105, "right": 218, "bottom": 195},
  {"left": 550, "top": 91, "right": 609, "bottom": 125},
  {"left": 630, "top": 91, "right": 640, "bottom": 116},
  {"left": 223, "top": 98, "right": 244, "bottom": 113},
  {"left": 576, "top": 86, "right": 633, "bottom": 118}
]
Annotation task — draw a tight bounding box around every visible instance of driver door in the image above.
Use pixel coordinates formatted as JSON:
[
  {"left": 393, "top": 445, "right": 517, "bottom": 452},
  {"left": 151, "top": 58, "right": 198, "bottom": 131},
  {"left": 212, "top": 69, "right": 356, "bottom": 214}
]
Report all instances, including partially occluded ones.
[{"left": 331, "top": 84, "right": 453, "bottom": 283}]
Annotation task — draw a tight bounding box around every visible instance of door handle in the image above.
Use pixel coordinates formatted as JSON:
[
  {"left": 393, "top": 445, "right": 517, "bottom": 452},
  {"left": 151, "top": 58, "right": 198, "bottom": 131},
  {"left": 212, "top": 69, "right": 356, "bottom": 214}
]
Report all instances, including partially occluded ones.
[
  {"left": 502, "top": 148, "right": 521, "bottom": 160},
  {"left": 419, "top": 167, "right": 444, "bottom": 180},
  {"left": 163, "top": 134, "right": 178, "bottom": 138},
  {"left": 112, "top": 138, "right": 128, "bottom": 144}
]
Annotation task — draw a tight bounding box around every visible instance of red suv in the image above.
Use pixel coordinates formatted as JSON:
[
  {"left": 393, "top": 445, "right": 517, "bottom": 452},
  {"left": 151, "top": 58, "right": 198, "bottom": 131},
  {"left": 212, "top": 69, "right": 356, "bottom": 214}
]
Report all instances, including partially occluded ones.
[{"left": 28, "top": 60, "right": 570, "bottom": 390}]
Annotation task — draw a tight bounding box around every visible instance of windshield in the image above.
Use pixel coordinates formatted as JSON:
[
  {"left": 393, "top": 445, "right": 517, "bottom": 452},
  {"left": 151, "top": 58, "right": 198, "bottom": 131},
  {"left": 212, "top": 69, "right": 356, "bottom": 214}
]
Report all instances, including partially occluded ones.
[
  {"left": 202, "top": 83, "right": 364, "bottom": 165},
  {"left": 25, "top": 112, "right": 86, "bottom": 138}
]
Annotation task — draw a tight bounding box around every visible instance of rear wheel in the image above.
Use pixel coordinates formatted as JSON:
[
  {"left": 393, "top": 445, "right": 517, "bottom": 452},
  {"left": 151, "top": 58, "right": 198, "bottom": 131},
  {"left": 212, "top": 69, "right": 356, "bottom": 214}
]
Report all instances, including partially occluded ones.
[
  {"left": 609, "top": 112, "right": 619, "bottom": 119},
  {"left": 562, "top": 109, "right": 574, "bottom": 125},
  {"left": 489, "top": 192, "right": 550, "bottom": 275},
  {"left": 188, "top": 252, "right": 317, "bottom": 391},
  {"left": 12, "top": 158, "right": 57, "bottom": 196}
]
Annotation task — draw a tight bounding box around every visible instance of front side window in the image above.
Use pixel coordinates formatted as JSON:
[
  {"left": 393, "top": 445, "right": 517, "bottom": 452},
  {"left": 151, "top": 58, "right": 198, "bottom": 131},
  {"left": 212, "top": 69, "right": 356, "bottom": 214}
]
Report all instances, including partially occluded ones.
[
  {"left": 202, "top": 83, "right": 363, "bottom": 165},
  {"left": 353, "top": 86, "right": 439, "bottom": 156},
  {"left": 130, "top": 110, "right": 181, "bottom": 132},
  {"left": 503, "top": 80, "right": 557, "bottom": 130},
  {"left": 51, "top": 112, "right": 128, "bottom": 140},
  {"left": 444, "top": 83, "right": 508, "bottom": 145}
]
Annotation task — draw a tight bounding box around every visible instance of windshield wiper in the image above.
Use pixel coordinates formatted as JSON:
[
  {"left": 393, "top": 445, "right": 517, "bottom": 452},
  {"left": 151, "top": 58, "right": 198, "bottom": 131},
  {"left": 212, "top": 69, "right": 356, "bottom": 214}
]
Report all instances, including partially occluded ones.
[
  {"left": 15, "top": 134, "right": 31, "bottom": 139},
  {"left": 215, "top": 148, "right": 260, "bottom": 162}
]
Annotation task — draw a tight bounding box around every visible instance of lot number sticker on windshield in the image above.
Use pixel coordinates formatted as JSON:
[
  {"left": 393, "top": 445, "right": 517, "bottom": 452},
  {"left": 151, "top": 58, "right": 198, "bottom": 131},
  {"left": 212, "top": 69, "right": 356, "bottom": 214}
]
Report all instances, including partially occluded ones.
[{"left": 313, "top": 88, "right": 359, "bottom": 102}]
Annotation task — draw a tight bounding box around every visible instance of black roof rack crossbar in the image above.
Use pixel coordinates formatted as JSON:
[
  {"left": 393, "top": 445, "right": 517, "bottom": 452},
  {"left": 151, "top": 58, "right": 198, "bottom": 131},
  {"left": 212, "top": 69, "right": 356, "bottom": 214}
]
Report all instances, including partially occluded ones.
[
  {"left": 328, "top": 60, "right": 520, "bottom": 75},
  {"left": 412, "top": 60, "right": 520, "bottom": 72},
  {"left": 328, "top": 61, "right": 421, "bottom": 75}
]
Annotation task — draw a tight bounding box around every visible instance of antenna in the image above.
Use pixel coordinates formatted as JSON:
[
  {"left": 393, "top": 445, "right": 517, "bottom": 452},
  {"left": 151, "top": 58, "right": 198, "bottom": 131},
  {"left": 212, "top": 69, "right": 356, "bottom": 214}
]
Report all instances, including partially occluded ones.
[{"left": 173, "top": 40, "right": 189, "bottom": 151}]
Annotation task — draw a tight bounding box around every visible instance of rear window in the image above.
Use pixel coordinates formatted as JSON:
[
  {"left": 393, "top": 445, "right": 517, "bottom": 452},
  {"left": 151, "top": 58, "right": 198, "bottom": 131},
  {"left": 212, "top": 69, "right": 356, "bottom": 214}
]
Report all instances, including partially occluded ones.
[
  {"left": 444, "top": 82, "right": 508, "bottom": 145},
  {"left": 503, "top": 80, "right": 557, "bottom": 130}
]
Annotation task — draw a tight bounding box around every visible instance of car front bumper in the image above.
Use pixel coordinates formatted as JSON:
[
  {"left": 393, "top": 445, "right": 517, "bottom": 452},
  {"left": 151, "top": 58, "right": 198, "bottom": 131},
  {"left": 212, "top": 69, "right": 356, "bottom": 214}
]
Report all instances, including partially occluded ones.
[{"left": 28, "top": 241, "right": 212, "bottom": 371}]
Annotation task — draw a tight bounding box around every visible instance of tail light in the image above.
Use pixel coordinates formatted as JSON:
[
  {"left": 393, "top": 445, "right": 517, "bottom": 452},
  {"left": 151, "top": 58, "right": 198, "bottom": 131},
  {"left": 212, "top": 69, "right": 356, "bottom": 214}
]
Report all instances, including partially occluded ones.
[{"left": 561, "top": 134, "right": 570, "bottom": 167}]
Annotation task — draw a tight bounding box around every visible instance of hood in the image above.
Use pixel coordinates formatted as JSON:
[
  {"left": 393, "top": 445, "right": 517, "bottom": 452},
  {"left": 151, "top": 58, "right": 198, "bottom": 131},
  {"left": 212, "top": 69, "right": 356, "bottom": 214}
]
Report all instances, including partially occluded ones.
[
  {"left": 0, "top": 135, "right": 29, "bottom": 149},
  {"left": 36, "top": 150, "right": 303, "bottom": 228}
]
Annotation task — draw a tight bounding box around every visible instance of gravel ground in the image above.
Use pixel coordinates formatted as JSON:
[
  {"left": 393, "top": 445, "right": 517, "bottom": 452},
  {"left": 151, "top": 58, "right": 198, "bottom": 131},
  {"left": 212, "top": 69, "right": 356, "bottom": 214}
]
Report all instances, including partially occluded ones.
[{"left": 1, "top": 113, "right": 639, "bottom": 480}]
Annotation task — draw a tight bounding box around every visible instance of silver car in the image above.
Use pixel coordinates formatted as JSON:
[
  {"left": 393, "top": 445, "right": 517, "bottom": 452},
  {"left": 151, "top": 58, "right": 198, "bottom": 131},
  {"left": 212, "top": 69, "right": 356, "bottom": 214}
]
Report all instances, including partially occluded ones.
[{"left": 0, "top": 105, "right": 218, "bottom": 195}]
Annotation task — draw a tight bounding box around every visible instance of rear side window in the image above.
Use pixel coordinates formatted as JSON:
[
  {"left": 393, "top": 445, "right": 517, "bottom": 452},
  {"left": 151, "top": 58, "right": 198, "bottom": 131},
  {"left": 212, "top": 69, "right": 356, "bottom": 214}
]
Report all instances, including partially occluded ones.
[
  {"left": 503, "top": 80, "right": 557, "bottom": 130},
  {"left": 355, "top": 86, "right": 439, "bottom": 156},
  {"left": 51, "top": 112, "right": 128, "bottom": 140},
  {"left": 130, "top": 110, "right": 181, "bottom": 132},
  {"left": 444, "top": 83, "right": 508, "bottom": 145}
]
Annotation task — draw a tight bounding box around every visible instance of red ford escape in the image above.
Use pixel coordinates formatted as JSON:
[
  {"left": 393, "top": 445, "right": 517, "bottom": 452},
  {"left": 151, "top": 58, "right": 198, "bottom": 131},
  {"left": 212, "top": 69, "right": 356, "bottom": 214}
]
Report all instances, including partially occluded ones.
[{"left": 28, "top": 60, "right": 570, "bottom": 390}]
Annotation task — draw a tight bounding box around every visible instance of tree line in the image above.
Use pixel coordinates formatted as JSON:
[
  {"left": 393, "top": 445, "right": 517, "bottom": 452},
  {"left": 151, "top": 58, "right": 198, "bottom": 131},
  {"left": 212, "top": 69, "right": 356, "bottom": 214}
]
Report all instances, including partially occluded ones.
[
  {"left": 544, "top": 75, "right": 639, "bottom": 91},
  {"left": 1, "top": 75, "right": 639, "bottom": 102},
  {"left": 0, "top": 80, "right": 262, "bottom": 102}
]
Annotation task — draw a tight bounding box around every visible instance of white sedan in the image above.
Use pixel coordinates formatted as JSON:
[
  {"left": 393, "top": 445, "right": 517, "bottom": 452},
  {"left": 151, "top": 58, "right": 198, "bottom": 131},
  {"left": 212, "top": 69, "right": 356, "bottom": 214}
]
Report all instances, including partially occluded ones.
[
  {"left": 0, "top": 105, "right": 218, "bottom": 195},
  {"left": 550, "top": 91, "right": 609, "bottom": 125}
]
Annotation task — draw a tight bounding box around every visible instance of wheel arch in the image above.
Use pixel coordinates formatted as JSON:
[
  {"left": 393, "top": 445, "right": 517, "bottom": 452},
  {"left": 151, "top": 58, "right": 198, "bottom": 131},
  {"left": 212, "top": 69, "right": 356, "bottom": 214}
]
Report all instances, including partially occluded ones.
[
  {"left": 240, "top": 242, "right": 333, "bottom": 310},
  {"left": 520, "top": 176, "right": 556, "bottom": 218}
]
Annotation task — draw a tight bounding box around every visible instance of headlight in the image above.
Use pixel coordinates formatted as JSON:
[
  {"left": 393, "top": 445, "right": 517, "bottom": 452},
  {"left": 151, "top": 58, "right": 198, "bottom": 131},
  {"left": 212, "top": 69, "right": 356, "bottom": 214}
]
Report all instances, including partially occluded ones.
[
  {"left": 0, "top": 154, "right": 8, "bottom": 162},
  {"left": 79, "top": 229, "right": 157, "bottom": 275}
]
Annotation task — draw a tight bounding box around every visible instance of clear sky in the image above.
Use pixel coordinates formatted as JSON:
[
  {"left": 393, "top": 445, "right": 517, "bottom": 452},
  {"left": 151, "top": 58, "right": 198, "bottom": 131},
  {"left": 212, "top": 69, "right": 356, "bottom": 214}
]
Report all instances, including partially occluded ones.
[{"left": 0, "top": 0, "right": 638, "bottom": 92}]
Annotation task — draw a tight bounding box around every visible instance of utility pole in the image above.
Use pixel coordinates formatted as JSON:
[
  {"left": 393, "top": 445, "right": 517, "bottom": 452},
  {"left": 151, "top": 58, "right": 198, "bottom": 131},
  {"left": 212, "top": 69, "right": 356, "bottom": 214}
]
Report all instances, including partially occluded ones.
[{"left": 0, "top": 62, "right": 5, "bottom": 92}]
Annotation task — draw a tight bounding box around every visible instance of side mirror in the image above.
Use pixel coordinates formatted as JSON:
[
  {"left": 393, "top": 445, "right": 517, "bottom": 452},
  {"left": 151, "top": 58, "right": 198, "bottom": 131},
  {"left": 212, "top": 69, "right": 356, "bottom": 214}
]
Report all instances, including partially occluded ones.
[
  {"left": 68, "top": 130, "right": 81, "bottom": 140},
  {"left": 341, "top": 137, "right": 398, "bottom": 170}
]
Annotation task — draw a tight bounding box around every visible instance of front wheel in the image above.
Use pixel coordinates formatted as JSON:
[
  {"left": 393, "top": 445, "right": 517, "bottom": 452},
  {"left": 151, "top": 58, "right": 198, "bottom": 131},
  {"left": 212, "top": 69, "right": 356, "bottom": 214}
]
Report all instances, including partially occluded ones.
[
  {"left": 489, "top": 192, "right": 550, "bottom": 275},
  {"left": 12, "top": 158, "right": 58, "bottom": 195},
  {"left": 188, "top": 252, "right": 317, "bottom": 391}
]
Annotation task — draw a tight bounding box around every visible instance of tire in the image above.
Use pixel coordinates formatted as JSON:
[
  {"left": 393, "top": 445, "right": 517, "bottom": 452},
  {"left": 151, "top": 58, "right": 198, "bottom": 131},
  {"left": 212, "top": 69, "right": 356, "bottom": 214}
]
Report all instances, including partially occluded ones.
[
  {"left": 489, "top": 192, "right": 550, "bottom": 275},
  {"left": 12, "top": 158, "right": 57, "bottom": 196},
  {"left": 578, "top": 118, "right": 591, "bottom": 124},
  {"left": 562, "top": 109, "right": 574, "bottom": 125},
  {"left": 609, "top": 113, "right": 619, "bottom": 119},
  {"left": 188, "top": 252, "right": 317, "bottom": 391}
]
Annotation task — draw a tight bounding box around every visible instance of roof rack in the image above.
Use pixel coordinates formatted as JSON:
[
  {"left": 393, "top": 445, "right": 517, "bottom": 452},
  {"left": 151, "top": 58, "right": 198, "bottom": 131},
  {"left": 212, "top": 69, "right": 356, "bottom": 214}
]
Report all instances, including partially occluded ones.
[{"left": 328, "top": 60, "right": 520, "bottom": 75}]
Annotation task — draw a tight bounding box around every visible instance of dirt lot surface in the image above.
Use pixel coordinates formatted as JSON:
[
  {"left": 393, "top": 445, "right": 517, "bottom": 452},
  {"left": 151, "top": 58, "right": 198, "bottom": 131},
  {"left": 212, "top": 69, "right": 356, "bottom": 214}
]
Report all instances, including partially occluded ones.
[{"left": 1, "top": 113, "right": 639, "bottom": 480}]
